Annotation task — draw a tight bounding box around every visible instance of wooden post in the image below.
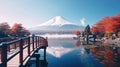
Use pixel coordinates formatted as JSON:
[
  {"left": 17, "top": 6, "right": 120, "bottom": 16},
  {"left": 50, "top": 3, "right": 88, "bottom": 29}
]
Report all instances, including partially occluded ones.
[
  {"left": 7, "top": 38, "right": 11, "bottom": 52},
  {"left": 37, "top": 37, "right": 39, "bottom": 47},
  {"left": 44, "top": 47, "right": 46, "bottom": 61},
  {"left": 33, "top": 53, "right": 40, "bottom": 67},
  {"left": 38, "top": 37, "right": 40, "bottom": 47},
  {"left": 14, "top": 44, "right": 17, "bottom": 49},
  {"left": 35, "top": 36, "right": 37, "bottom": 48},
  {"left": 1, "top": 43, "right": 7, "bottom": 67},
  {"left": 28, "top": 37, "right": 30, "bottom": 56},
  {"left": 7, "top": 45, "right": 10, "bottom": 52},
  {"left": 14, "top": 38, "right": 17, "bottom": 49},
  {"left": 19, "top": 39, "right": 23, "bottom": 67},
  {"left": 38, "top": 37, "right": 40, "bottom": 46},
  {"left": 36, "top": 54, "right": 40, "bottom": 67},
  {"left": 32, "top": 35, "right": 35, "bottom": 51}
]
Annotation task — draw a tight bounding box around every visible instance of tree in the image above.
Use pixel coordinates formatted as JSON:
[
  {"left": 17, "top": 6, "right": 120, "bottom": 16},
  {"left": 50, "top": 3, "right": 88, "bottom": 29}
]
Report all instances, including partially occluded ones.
[
  {"left": 105, "top": 18, "right": 115, "bottom": 33},
  {"left": 84, "top": 25, "right": 91, "bottom": 44},
  {"left": 91, "top": 17, "right": 109, "bottom": 34},
  {"left": 74, "top": 30, "right": 80, "bottom": 35},
  {"left": 10, "top": 23, "right": 30, "bottom": 37},
  {"left": 0, "top": 22, "right": 10, "bottom": 38},
  {"left": 91, "top": 14, "right": 120, "bottom": 37},
  {"left": 84, "top": 25, "right": 90, "bottom": 35},
  {"left": 111, "top": 14, "right": 120, "bottom": 36},
  {"left": 75, "top": 40, "right": 80, "bottom": 47}
]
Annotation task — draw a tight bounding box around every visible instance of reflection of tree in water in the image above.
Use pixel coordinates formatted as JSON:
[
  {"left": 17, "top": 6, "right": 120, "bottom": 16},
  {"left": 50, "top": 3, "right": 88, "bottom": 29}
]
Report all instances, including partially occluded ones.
[
  {"left": 76, "top": 40, "right": 120, "bottom": 67},
  {"left": 90, "top": 46, "right": 120, "bottom": 67},
  {"left": 75, "top": 40, "right": 81, "bottom": 47},
  {"left": 85, "top": 48, "right": 90, "bottom": 54}
]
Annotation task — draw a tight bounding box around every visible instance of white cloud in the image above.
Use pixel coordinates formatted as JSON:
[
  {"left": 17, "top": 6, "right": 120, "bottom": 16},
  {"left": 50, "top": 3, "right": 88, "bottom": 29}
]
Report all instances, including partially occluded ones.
[{"left": 80, "top": 18, "right": 85, "bottom": 26}]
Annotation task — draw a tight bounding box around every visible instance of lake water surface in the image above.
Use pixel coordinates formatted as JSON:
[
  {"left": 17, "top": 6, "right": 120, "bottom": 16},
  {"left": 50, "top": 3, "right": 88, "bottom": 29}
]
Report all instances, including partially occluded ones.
[{"left": 39, "top": 38, "right": 103, "bottom": 67}]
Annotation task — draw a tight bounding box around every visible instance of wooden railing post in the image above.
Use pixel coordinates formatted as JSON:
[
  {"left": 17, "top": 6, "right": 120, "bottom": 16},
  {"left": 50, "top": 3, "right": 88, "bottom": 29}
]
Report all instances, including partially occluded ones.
[
  {"left": 7, "top": 38, "right": 11, "bottom": 52},
  {"left": 28, "top": 37, "right": 30, "bottom": 56},
  {"left": 14, "top": 38, "right": 17, "bottom": 49},
  {"left": 19, "top": 39, "right": 23, "bottom": 67},
  {"left": 35, "top": 36, "right": 37, "bottom": 48},
  {"left": 38, "top": 37, "right": 40, "bottom": 47},
  {"left": 1, "top": 43, "right": 7, "bottom": 67},
  {"left": 37, "top": 37, "right": 39, "bottom": 47},
  {"left": 7, "top": 45, "right": 10, "bottom": 52},
  {"left": 32, "top": 35, "right": 35, "bottom": 51},
  {"left": 14, "top": 44, "right": 17, "bottom": 49}
]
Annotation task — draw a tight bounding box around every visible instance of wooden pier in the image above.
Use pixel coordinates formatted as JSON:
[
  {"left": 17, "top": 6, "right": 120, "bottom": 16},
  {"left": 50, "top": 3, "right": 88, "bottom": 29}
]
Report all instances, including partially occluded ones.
[{"left": 0, "top": 35, "right": 48, "bottom": 67}]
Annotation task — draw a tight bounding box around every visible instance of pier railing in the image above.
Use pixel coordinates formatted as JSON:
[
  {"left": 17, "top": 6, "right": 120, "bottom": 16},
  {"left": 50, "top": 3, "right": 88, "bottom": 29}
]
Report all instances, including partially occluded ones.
[{"left": 0, "top": 35, "right": 48, "bottom": 67}]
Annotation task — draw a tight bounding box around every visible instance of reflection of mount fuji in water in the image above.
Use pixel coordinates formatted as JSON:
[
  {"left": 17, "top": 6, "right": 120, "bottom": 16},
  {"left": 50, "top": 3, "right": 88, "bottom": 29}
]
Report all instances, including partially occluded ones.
[
  {"left": 29, "top": 16, "right": 84, "bottom": 34},
  {"left": 46, "top": 46, "right": 75, "bottom": 58},
  {"left": 44, "top": 39, "right": 76, "bottom": 58}
]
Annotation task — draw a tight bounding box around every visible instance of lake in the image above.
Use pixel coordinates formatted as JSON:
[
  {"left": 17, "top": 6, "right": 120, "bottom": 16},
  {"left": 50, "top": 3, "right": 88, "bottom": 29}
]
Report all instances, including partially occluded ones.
[{"left": 38, "top": 38, "right": 103, "bottom": 67}]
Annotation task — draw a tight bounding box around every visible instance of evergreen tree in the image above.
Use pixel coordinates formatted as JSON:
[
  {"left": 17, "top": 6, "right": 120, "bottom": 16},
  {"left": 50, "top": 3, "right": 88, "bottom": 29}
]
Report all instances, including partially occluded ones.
[{"left": 84, "top": 25, "right": 90, "bottom": 44}]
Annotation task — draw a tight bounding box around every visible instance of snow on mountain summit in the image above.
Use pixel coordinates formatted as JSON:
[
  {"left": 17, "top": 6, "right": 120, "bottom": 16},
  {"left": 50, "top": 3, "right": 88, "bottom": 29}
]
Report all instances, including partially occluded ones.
[
  {"left": 29, "top": 16, "right": 85, "bottom": 31},
  {"left": 38, "top": 16, "right": 74, "bottom": 26}
]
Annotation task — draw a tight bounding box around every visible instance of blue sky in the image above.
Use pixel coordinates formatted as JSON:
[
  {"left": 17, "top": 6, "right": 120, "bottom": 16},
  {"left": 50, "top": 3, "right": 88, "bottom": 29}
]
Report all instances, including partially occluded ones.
[{"left": 0, "top": 0, "right": 120, "bottom": 28}]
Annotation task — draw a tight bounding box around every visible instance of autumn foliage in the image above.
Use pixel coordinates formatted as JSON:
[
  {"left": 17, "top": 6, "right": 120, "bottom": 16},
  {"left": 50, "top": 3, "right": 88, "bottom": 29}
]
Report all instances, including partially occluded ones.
[
  {"left": 0, "top": 22, "right": 30, "bottom": 38},
  {"left": 90, "top": 46, "right": 119, "bottom": 67},
  {"left": 75, "top": 41, "right": 80, "bottom": 47},
  {"left": 117, "top": 32, "right": 120, "bottom": 37},
  {"left": 74, "top": 30, "right": 80, "bottom": 35},
  {"left": 91, "top": 14, "right": 120, "bottom": 35},
  {"left": 10, "top": 23, "right": 30, "bottom": 37}
]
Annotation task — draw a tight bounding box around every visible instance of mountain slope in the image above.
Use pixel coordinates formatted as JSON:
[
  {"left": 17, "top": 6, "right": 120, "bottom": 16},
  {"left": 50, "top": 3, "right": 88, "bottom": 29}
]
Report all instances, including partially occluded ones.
[
  {"left": 38, "top": 16, "right": 74, "bottom": 27},
  {"left": 29, "top": 16, "right": 84, "bottom": 31}
]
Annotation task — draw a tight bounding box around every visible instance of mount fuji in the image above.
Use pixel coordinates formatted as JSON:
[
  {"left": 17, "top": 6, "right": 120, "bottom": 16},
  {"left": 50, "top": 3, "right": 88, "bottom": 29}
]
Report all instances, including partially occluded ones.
[{"left": 29, "top": 16, "right": 84, "bottom": 31}]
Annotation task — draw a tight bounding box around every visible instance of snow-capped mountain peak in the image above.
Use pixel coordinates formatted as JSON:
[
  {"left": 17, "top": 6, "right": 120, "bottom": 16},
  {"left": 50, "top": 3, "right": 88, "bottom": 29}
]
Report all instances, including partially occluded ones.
[
  {"left": 29, "top": 16, "right": 84, "bottom": 31},
  {"left": 38, "top": 16, "right": 73, "bottom": 26}
]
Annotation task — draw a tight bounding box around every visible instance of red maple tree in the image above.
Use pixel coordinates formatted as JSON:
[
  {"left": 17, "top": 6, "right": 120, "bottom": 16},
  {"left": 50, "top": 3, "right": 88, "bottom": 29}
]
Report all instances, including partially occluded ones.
[
  {"left": 91, "top": 14, "right": 120, "bottom": 36},
  {"left": 10, "top": 23, "right": 30, "bottom": 37}
]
